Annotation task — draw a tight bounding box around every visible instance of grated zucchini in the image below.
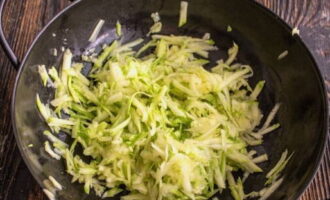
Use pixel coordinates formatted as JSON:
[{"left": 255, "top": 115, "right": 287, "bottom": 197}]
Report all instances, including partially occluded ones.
[{"left": 36, "top": 10, "right": 291, "bottom": 200}]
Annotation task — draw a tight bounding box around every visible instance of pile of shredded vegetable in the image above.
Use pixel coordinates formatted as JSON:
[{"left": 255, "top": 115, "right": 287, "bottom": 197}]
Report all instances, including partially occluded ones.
[{"left": 36, "top": 3, "right": 291, "bottom": 200}]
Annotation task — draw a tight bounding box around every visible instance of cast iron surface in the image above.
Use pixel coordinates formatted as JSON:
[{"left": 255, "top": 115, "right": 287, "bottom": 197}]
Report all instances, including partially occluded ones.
[{"left": 0, "top": 0, "right": 329, "bottom": 200}]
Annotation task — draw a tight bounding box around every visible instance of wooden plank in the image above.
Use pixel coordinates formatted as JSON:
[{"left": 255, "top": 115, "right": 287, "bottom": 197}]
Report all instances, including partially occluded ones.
[{"left": 0, "top": 0, "right": 329, "bottom": 199}]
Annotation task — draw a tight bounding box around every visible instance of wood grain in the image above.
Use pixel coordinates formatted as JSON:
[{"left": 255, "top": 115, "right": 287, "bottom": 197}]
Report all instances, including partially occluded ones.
[{"left": 0, "top": 0, "right": 329, "bottom": 199}]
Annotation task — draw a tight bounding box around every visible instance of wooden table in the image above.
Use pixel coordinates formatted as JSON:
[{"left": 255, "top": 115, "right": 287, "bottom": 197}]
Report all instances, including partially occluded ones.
[{"left": 0, "top": 0, "right": 329, "bottom": 199}]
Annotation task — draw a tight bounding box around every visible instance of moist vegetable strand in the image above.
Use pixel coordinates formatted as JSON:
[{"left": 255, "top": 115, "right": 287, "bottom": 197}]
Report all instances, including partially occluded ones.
[{"left": 37, "top": 25, "right": 288, "bottom": 200}]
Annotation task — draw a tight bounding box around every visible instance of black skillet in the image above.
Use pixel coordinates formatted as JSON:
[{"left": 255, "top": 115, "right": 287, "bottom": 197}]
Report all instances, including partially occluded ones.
[{"left": 0, "top": 0, "right": 328, "bottom": 199}]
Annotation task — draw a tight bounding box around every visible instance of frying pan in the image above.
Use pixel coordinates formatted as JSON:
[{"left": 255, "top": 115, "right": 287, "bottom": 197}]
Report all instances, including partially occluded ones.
[{"left": 0, "top": 0, "right": 328, "bottom": 199}]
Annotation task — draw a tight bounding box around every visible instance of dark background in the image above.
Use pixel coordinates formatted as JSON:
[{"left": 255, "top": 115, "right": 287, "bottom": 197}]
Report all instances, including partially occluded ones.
[{"left": 0, "top": 0, "right": 329, "bottom": 199}]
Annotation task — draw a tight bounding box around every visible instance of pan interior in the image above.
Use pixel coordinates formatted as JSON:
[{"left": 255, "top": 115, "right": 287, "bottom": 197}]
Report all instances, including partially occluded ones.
[{"left": 13, "top": 0, "right": 327, "bottom": 199}]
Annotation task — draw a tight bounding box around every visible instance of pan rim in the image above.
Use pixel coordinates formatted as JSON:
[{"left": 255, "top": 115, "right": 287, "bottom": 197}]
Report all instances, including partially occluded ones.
[
  {"left": 244, "top": 1, "right": 329, "bottom": 199},
  {"left": 10, "top": 0, "right": 83, "bottom": 193},
  {"left": 10, "top": 0, "right": 328, "bottom": 199}
]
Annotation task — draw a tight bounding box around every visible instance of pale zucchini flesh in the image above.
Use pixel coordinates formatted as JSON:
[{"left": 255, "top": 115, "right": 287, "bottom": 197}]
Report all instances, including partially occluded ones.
[{"left": 36, "top": 8, "right": 291, "bottom": 200}]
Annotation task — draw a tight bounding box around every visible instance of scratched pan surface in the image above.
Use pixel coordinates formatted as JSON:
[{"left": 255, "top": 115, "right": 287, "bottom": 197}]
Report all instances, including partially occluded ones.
[{"left": 11, "top": 0, "right": 328, "bottom": 199}]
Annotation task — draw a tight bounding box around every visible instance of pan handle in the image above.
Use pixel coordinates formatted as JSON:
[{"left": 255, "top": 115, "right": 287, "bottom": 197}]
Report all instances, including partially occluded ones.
[
  {"left": 0, "top": 0, "right": 19, "bottom": 68},
  {"left": 0, "top": 0, "right": 77, "bottom": 69}
]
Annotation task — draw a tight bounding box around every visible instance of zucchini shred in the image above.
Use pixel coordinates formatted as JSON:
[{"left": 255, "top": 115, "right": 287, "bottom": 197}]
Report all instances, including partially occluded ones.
[{"left": 36, "top": 4, "right": 291, "bottom": 200}]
